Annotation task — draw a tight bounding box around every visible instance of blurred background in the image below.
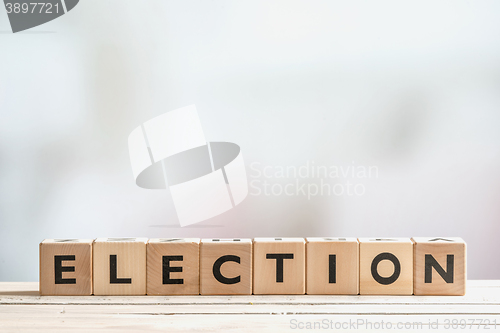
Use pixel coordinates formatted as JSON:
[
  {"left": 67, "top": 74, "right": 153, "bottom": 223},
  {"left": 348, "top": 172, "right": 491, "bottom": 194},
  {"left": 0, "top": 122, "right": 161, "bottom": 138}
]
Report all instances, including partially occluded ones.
[{"left": 1, "top": 0, "right": 499, "bottom": 281}]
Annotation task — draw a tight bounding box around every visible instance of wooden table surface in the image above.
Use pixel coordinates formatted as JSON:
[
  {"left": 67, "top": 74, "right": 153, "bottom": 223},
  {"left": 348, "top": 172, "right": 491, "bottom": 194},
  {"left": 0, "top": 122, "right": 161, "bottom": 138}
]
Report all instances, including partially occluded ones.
[{"left": 1, "top": 281, "right": 499, "bottom": 332}]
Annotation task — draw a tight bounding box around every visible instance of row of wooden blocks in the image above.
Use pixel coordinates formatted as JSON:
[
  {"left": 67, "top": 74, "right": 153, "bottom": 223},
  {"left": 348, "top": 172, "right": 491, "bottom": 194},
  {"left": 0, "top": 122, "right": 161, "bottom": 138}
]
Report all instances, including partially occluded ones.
[{"left": 39, "top": 237, "right": 466, "bottom": 296}]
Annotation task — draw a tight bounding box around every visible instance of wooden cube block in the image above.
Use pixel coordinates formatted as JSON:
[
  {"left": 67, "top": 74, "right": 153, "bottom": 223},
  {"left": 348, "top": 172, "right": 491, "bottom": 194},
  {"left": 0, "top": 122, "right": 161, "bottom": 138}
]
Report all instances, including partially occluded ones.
[
  {"left": 147, "top": 238, "right": 200, "bottom": 295},
  {"left": 412, "top": 237, "right": 466, "bottom": 296},
  {"left": 93, "top": 238, "right": 147, "bottom": 295},
  {"left": 39, "top": 239, "right": 93, "bottom": 296},
  {"left": 306, "top": 237, "right": 359, "bottom": 295},
  {"left": 253, "top": 238, "right": 305, "bottom": 295},
  {"left": 200, "top": 238, "right": 252, "bottom": 295},
  {"left": 359, "top": 238, "right": 413, "bottom": 295}
]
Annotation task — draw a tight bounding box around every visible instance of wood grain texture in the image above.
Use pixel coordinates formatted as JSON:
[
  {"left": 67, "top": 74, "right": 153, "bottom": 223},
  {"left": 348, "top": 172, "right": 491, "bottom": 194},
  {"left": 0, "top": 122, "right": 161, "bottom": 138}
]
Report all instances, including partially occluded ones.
[
  {"left": 306, "top": 237, "right": 359, "bottom": 295},
  {"left": 39, "top": 239, "right": 93, "bottom": 296},
  {"left": 147, "top": 238, "right": 200, "bottom": 295},
  {"left": 93, "top": 238, "right": 147, "bottom": 296},
  {"left": 359, "top": 238, "right": 413, "bottom": 295},
  {"left": 200, "top": 239, "right": 252, "bottom": 295},
  {"left": 3, "top": 281, "right": 494, "bottom": 332},
  {"left": 253, "top": 238, "right": 305, "bottom": 295},
  {"left": 412, "top": 237, "right": 466, "bottom": 296}
]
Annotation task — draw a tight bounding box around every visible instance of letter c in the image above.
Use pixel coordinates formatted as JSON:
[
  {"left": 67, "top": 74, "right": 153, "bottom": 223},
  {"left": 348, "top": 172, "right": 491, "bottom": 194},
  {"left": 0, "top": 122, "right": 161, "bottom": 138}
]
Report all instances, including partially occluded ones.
[{"left": 213, "top": 255, "right": 241, "bottom": 284}]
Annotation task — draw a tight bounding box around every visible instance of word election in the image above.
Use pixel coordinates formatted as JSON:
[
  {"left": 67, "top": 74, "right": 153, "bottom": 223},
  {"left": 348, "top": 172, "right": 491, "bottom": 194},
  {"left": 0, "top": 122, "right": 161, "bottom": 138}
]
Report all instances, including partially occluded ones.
[{"left": 39, "top": 237, "right": 466, "bottom": 296}]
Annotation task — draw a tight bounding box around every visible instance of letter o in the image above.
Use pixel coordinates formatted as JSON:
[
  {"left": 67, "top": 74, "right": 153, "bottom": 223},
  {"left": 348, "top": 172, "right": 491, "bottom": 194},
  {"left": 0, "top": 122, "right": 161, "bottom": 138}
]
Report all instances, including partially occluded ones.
[{"left": 370, "top": 252, "right": 401, "bottom": 285}]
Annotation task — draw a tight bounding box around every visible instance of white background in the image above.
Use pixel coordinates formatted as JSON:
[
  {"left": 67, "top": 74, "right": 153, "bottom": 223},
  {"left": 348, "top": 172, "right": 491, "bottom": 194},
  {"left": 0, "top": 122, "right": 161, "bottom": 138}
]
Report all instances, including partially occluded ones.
[{"left": 1, "top": 0, "right": 500, "bottom": 281}]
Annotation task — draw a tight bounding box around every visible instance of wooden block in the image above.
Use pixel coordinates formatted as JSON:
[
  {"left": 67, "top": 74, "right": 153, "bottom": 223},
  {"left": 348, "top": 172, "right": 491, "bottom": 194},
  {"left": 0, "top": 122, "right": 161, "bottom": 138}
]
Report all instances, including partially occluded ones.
[
  {"left": 200, "top": 238, "right": 252, "bottom": 295},
  {"left": 39, "top": 239, "right": 93, "bottom": 296},
  {"left": 93, "top": 238, "right": 147, "bottom": 295},
  {"left": 253, "top": 238, "right": 305, "bottom": 295},
  {"left": 147, "top": 238, "right": 200, "bottom": 295},
  {"left": 306, "top": 237, "right": 359, "bottom": 295},
  {"left": 412, "top": 237, "right": 466, "bottom": 296},
  {"left": 359, "top": 238, "right": 413, "bottom": 295}
]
